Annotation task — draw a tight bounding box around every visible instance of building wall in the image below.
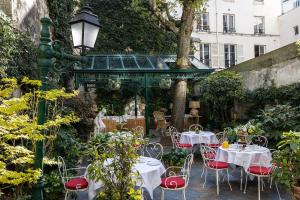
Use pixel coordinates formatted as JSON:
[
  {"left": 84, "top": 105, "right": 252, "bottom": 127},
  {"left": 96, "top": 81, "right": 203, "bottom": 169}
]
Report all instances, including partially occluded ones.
[
  {"left": 279, "top": 6, "right": 300, "bottom": 46},
  {"left": 12, "top": 0, "right": 48, "bottom": 43},
  {"left": 0, "top": 0, "right": 11, "bottom": 16},
  {"left": 228, "top": 43, "right": 300, "bottom": 91},
  {"left": 0, "top": 0, "right": 48, "bottom": 43},
  {"left": 191, "top": 0, "right": 282, "bottom": 69},
  {"left": 282, "top": 0, "right": 300, "bottom": 13}
]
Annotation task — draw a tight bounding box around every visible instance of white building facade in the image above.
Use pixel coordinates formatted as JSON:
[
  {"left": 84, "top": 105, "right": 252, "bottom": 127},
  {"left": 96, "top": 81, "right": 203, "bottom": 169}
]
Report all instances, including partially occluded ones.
[
  {"left": 279, "top": 0, "right": 300, "bottom": 46},
  {"left": 190, "top": 0, "right": 282, "bottom": 69}
]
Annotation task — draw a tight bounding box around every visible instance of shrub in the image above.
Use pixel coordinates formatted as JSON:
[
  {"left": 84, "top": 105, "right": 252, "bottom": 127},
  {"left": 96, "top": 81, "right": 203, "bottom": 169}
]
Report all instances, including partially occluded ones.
[{"left": 198, "top": 71, "right": 245, "bottom": 128}]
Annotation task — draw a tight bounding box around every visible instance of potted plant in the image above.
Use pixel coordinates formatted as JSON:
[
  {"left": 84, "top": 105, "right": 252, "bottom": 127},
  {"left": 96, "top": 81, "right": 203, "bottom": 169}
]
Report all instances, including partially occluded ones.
[
  {"left": 274, "top": 131, "right": 300, "bottom": 200},
  {"left": 162, "top": 149, "right": 188, "bottom": 168}
]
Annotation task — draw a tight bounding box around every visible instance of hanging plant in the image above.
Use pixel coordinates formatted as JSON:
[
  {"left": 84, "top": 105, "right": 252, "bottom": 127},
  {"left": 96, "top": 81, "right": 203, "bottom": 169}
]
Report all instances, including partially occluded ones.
[
  {"left": 107, "top": 79, "right": 121, "bottom": 91},
  {"left": 159, "top": 78, "right": 172, "bottom": 89}
]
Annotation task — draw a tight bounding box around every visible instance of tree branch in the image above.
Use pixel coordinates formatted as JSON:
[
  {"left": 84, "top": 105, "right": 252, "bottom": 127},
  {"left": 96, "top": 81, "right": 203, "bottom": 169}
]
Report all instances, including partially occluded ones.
[{"left": 148, "top": 0, "right": 179, "bottom": 34}]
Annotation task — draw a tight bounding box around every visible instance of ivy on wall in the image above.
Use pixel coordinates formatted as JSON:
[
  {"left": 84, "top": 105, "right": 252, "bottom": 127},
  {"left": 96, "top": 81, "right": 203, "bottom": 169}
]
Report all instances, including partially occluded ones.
[
  {"left": 46, "top": 0, "right": 79, "bottom": 52},
  {"left": 0, "top": 14, "right": 37, "bottom": 79},
  {"left": 89, "top": 0, "right": 177, "bottom": 54}
]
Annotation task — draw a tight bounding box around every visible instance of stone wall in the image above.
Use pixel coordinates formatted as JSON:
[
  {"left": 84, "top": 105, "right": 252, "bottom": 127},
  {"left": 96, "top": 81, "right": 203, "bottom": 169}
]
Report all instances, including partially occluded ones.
[
  {"left": 0, "top": 0, "right": 12, "bottom": 16},
  {"left": 12, "top": 0, "right": 49, "bottom": 43},
  {"left": 229, "top": 42, "right": 300, "bottom": 91}
]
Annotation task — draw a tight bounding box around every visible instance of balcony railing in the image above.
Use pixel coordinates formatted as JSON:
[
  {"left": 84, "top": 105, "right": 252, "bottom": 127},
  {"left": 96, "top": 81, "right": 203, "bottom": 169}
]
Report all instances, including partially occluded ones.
[
  {"left": 223, "top": 27, "right": 236, "bottom": 33},
  {"left": 196, "top": 25, "right": 210, "bottom": 32},
  {"left": 254, "top": 27, "right": 265, "bottom": 34}
]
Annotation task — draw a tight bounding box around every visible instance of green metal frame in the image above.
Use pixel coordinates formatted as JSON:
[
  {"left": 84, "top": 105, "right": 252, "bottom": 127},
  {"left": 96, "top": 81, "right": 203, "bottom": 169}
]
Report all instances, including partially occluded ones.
[{"left": 74, "top": 55, "right": 214, "bottom": 135}]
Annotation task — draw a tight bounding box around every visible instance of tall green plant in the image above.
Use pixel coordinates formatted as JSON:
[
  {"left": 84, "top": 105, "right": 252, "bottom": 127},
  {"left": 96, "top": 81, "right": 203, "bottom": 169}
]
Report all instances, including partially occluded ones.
[
  {"left": 0, "top": 78, "right": 79, "bottom": 196},
  {"left": 198, "top": 71, "right": 245, "bottom": 128},
  {"left": 88, "top": 131, "right": 142, "bottom": 200}
]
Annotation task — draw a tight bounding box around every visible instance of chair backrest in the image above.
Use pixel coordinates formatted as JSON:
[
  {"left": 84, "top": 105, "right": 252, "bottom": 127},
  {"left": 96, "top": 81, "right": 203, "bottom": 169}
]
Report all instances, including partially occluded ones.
[
  {"left": 182, "top": 153, "right": 194, "bottom": 184},
  {"left": 189, "top": 124, "right": 203, "bottom": 132},
  {"left": 170, "top": 131, "right": 181, "bottom": 148},
  {"left": 168, "top": 126, "right": 177, "bottom": 136},
  {"left": 133, "top": 126, "right": 144, "bottom": 138},
  {"left": 58, "top": 156, "right": 67, "bottom": 183},
  {"left": 153, "top": 111, "right": 165, "bottom": 121},
  {"left": 200, "top": 145, "right": 216, "bottom": 167},
  {"left": 251, "top": 135, "right": 268, "bottom": 147},
  {"left": 144, "top": 143, "right": 164, "bottom": 160},
  {"left": 215, "top": 132, "right": 225, "bottom": 144}
]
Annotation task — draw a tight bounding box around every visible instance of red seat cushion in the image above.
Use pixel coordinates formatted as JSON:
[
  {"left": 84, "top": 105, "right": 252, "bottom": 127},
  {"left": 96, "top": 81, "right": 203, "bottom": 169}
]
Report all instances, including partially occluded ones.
[
  {"left": 207, "top": 161, "right": 229, "bottom": 169},
  {"left": 248, "top": 166, "right": 273, "bottom": 175},
  {"left": 203, "top": 152, "right": 216, "bottom": 159},
  {"left": 65, "top": 178, "right": 88, "bottom": 190},
  {"left": 208, "top": 143, "right": 221, "bottom": 148},
  {"left": 161, "top": 177, "right": 186, "bottom": 189},
  {"left": 178, "top": 143, "right": 193, "bottom": 148}
]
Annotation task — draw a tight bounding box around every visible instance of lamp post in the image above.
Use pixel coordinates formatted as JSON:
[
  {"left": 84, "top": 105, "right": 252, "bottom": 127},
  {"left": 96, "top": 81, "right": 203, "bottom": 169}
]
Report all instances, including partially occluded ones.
[{"left": 32, "top": 5, "right": 100, "bottom": 200}]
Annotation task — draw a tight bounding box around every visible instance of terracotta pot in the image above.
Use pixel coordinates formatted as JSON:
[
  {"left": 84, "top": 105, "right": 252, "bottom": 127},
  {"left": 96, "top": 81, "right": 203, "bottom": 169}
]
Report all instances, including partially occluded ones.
[{"left": 294, "top": 185, "right": 300, "bottom": 200}]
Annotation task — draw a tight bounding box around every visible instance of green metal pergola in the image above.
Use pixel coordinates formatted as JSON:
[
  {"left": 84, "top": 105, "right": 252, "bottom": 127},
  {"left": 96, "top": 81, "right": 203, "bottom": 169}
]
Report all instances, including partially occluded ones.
[{"left": 74, "top": 54, "right": 214, "bottom": 134}]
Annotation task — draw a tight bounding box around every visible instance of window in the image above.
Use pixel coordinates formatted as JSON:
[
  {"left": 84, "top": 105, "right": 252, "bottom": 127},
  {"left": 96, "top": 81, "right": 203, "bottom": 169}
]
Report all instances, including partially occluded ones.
[
  {"left": 196, "top": 13, "right": 210, "bottom": 31},
  {"left": 254, "top": 45, "right": 266, "bottom": 57},
  {"left": 294, "top": 26, "right": 299, "bottom": 35},
  {"left": 223, "top": 14, "right": 235, "bottom": 33},
  {"left": 294, "top": 0, "right": 300, "bottom": 8},
  {"left": 254, "top": 0, "right": 264, "bottom": 3},
  {"left": 254, "top": 16, "right": 265, "bottom": 34},
  {"left": 200, "top": 43, "right": 210, "bottom": 66},
  {"left": 224, "top": 44, "right": 236, "bottom": 67}
]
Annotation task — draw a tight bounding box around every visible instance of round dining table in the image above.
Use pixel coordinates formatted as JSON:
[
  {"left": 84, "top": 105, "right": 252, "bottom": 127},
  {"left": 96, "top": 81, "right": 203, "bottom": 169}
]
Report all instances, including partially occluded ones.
[
  {"left": 215, "top": 144, "right": 272, "bottom": 169},
  {"left": 180, "top": 131, "right": 219, "bottom": 145},
  {"left": 85, "top": 156, "right": 165, "bottom": 200}
]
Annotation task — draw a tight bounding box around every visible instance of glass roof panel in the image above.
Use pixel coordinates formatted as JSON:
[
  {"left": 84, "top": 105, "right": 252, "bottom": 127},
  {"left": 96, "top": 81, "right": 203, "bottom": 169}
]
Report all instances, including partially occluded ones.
[
  {"left": 122, "top": 56, "right": 139, "bottom": 69},
  {"left": 136, "top": 56, "right": 154, "bottom": 69},
  {"left": 109, "top": 56, "right": 123, "bottom": 69},
  {"left": 147, "top": 56, "right": 169, "bottom": 69},
  {"left": 93, "top": 56, "right": 107, "bottom": 69}
]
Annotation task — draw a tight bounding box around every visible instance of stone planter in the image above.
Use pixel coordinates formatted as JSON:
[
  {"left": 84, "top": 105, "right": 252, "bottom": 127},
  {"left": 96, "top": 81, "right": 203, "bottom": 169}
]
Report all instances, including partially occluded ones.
[{"left": 294, "top": 185, "right": 300, "bottom": 200}]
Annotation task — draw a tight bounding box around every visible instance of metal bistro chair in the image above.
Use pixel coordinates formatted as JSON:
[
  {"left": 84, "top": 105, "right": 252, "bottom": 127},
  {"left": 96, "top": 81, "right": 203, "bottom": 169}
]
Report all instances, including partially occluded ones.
[
  {"left": 208, "top": 132, "right": 225, "bottom": 149},
  {"left": 144, "top": 142, "right": 164, "bottom": 160},
  {"left": 160, "top": 154, "right": 194, "bottom": 200},
  {"left": 200, "top": 145, "right": 232, "bottom": 195},
  {"left": 243, "top": 157, "right": 280, "bottom": 200},
  {"left": 170, "top": 131, "right": 193, "bottom": 152},
  {"left": 189, "top": 124, "right": 204, "bottom": 132},
  {"left": 58, "top": 156, "right": 88, "bottom": 200},
  {"left": 251, "top": 135, "right": 268, "bottom": 147}
]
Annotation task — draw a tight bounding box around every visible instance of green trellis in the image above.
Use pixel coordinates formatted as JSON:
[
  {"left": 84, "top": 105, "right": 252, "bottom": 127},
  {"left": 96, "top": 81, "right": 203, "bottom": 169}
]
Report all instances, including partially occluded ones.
[{"left": 74, "top": 54, "right": 214, "bottom": 134}]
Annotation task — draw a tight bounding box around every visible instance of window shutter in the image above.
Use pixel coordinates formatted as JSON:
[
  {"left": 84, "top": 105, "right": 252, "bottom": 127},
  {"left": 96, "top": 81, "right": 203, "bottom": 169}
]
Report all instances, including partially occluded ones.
[
  {"left": 219, "top": 44, "right": 225, "bottom": 68},
  {"left": 237, "top": 45, "right": 244, "bottom": 64},
  {"left": 210, "top": 43, "right": 219, "bottom": 68}
]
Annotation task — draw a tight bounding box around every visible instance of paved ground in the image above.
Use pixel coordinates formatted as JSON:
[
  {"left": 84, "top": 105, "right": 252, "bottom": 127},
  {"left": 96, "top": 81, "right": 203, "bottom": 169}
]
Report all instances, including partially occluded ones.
[{"left": 77, "top": 134, "right": 291, "bottom": 200}]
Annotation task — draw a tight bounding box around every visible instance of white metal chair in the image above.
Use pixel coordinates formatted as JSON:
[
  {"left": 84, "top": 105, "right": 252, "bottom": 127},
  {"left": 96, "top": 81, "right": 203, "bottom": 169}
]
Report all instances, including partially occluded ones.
[
  {"left": 251, "top": 135, "right": 268, "bottom": 147},
  {"left": 144, "top": 142, "right": 164, "bottom": 160},
  {"left": 58, "top": 156, "right": 88, "bottom": 200},
  {"left": 189, "top": 124, "right": 203, "bottom": 132},
  {"left": 170, "top": 131, "right": 193, "bottom": 152},
  {"left": 208, "top": 132, "right": 224, "bottom": 148},
  {"left": 200, "top": 145, "right": 232, "bottom": 195},
  {"left": 133, "top": 126, "right": 145, "bottom": 138},
  {"left": 243, "top": 158, "right": 278, "bottom": 200},
  {"left": 160, "top": 153, "right": 194, "bottom": 200}
]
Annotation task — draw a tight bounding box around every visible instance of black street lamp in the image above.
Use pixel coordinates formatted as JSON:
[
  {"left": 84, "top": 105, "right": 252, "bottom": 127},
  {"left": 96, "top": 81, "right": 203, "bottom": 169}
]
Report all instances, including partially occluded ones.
[
  {"left": 32, "top": 4, "right": 100, "bottom": 200},
  {"left": 70, "top": 5, "right": 101, "bottom": 54}
]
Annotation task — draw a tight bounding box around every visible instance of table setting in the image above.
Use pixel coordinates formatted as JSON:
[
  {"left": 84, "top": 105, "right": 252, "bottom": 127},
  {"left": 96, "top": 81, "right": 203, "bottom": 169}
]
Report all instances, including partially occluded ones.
[
  {"left": 180, "top": 131, "right": 219, "bottom": 145},
  {"left": 215, "top": 143, "right": 272, "bottom": 170}
]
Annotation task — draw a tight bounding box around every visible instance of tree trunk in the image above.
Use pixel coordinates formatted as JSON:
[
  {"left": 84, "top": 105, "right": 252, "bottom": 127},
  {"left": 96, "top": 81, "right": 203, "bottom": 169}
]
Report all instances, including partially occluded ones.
[{"left": 172, "top": 1, "right": 196, "bottom": 131}]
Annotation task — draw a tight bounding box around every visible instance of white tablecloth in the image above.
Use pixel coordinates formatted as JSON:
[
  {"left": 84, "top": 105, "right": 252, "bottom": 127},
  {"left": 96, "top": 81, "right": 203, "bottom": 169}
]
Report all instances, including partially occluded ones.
[
  {"left": 215, "top": 145, "right": 272, "bottom": 169},
  {"left": 85, "top": 157, "right": 165, "bottom": 200},
  {"left": 103, "top": 115, "right": 144, "bottom": 123},
  {"left": 180, "top": 131, "right": 219, "bottom": 145}
]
